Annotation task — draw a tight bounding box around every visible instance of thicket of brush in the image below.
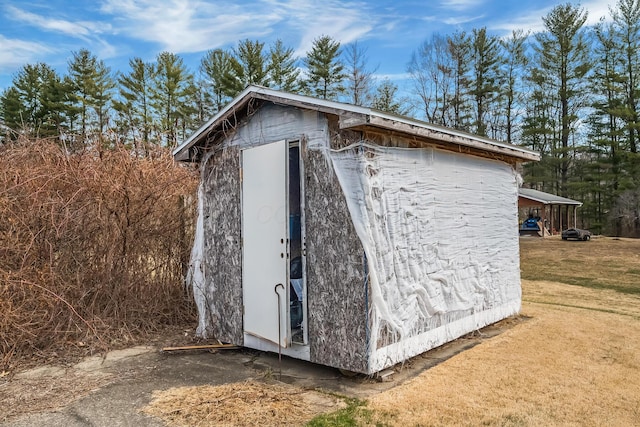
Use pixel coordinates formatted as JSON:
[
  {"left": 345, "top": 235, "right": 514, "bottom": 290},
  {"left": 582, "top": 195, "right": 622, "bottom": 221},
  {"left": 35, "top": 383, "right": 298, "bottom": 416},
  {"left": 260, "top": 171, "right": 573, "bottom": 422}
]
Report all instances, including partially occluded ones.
[{"left": 0, "top": 140, "right": 198, "bottom": 370}]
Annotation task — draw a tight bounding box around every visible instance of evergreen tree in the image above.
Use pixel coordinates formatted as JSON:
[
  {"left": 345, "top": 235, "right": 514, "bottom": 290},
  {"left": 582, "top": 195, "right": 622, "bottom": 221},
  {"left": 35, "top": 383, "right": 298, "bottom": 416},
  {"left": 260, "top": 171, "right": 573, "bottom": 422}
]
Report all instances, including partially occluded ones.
[
  {"left": 469, "top": 27, "right": 502, "bottom": 137},
  {"left": 0, "top": 87, "right": 23, "bottom": 141},
  {"left": 521, "top": 66, "right": 559, "bottom": 191},
  {"left": 534, "top": 3, "right": 591, "bottom": 197},
  {"left": 67, "top": 49, "right": 115, "bottom": 146},
  {"left": 223, "top": 39, "right": 269, "bottom": 97},
  {"left": 499, "top": 30, "right": 529, "bottom": 144},
  {"left": 584, "top": 18, "right": 638, "bottom": 233},
  {"left": 372, "top": 79, "right": 408, "bottom": 115},
  {"left": 1, "top": 63, "right": 64, "bottom": 140},
  {"left": 267, "top": 39, "right": 301, "bottom": 93},
  {"left": 67, "top": 49, "right": 98, "bottom": 140},
  {"left": 113, "top": 58, "right": 156, "bottom": 152},
  {"left": 303, "top": 35, "right": 346, "bottom": 100},
  {"left": 152, "top": 51, "right": 196, "bottom": 148},
  {"left": 93, "top": 61, "right": 116, "bottom": 147},
  {"left": 612, "top": 0, "right": 640, "bottom": 155},
  {"left": 447, "top": 31, "right": 472, "bottom": 130},
  {"left": 200, "top": 48, "right": 233, "bottom": 114}
]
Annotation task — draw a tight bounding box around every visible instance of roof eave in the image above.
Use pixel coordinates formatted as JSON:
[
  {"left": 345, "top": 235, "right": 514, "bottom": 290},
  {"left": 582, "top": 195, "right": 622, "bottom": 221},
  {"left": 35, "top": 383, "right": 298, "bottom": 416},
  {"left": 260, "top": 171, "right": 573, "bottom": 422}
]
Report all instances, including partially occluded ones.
[
  {"left": 519, "top": 195, "right": 583, "bottom": 206},
  {"left": 340, "top": 115, "right": 540, "bottom": 162},
  {"left": 172, "top": 86, "right": 258, "bottom": 161},
  {"left": 174, "top": 85, "right": 541, "bottom": 163}
]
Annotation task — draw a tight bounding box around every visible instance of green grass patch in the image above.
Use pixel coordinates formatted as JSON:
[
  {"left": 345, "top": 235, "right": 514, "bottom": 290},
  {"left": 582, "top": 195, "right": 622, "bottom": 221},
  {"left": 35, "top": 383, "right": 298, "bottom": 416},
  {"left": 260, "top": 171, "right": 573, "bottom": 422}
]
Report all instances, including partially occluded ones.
[{"left": 306, "top": 397, "right": 389, "bottom": 427}]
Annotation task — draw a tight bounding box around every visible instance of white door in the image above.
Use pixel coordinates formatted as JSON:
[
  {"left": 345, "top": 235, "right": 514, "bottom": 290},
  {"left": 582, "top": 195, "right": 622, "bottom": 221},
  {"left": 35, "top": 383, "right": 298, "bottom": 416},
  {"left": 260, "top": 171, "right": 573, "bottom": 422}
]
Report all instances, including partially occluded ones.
[{"left": 242, "top": 140, "right": 289, "bottom": 346}]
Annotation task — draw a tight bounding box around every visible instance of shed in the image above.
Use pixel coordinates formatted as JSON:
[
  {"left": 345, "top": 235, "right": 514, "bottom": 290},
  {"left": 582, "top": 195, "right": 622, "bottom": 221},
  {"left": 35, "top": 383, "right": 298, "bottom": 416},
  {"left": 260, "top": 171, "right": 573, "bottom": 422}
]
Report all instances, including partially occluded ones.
[
  {"left": 174, "top": 86, "right": 540, "bottom": 375},
  {"left": 518, "top": 188, "right": 583, "bottom": 236}
]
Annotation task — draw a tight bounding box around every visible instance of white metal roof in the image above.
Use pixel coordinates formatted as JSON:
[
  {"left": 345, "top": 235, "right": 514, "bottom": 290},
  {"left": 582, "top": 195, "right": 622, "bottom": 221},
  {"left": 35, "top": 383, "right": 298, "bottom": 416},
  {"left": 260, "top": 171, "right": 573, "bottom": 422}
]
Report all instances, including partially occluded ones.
[
  {"left": 518, "top": 188, "right": 583, "bottom": 206},
  {"left": 173, "top": 85, "right": 541, "bottom": 162}
]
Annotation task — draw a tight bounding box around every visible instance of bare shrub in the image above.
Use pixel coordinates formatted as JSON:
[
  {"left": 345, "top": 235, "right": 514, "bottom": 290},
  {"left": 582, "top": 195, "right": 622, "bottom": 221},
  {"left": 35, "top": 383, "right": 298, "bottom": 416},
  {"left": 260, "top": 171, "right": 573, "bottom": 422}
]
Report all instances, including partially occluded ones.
[{"left": 0, "top": 140, "right": 198, "bottom": 370}]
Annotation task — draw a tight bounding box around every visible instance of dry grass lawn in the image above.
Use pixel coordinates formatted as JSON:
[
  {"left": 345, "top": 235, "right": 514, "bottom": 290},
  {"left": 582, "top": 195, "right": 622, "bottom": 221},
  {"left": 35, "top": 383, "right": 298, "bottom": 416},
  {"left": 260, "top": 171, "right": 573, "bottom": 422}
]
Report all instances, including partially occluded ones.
[
  {"left": 143, "top": 380, "right": 345, "bottom": 427},
  {"left": 369, "top": 236, "right": 640, "bottom": 426},
  {"left": 141, "top": 236, "right": 640, "bottom": 427}
]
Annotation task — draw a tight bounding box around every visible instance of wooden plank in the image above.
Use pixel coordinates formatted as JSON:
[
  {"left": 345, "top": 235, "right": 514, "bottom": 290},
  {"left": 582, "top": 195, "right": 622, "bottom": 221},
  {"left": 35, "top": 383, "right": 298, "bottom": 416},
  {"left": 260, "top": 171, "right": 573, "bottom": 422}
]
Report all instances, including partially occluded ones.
[{"left": 161, "top": 344, "right": 239, "bottom": 352}]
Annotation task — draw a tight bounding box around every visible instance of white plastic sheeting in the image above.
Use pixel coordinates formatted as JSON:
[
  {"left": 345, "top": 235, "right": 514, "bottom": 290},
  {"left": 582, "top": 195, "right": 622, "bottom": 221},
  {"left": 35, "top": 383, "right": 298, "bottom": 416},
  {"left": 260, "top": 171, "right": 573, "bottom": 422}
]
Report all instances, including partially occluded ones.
[
  {"left": 187, "top": 161, "right": 210, "bottom": 337},
  {"left": 329, "top": 143, "right": 522, "bottom": 372},
  {"left": 185, "top": 101, "right": 523, "bottom": 372},
  {"left": 225, "top": 103, "right": 328, "bottom": 149}
]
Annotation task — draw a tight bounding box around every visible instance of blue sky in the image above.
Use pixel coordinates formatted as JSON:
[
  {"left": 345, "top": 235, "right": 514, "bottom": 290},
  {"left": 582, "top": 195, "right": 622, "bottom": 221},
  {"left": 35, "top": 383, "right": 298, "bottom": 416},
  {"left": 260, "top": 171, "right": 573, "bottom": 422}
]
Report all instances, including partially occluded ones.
[{"left": 0, "top": 0, "right": 613, "bottom": 92}]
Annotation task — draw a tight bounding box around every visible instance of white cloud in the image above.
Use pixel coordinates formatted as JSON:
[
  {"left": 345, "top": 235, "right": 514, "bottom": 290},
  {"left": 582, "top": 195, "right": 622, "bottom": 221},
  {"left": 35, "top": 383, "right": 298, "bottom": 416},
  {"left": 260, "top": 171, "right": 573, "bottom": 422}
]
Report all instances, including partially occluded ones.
[
  {"left": 261, "top": 0, "right": 377, "bottom": 56},
  {"left": 100, "top": 0, "right": 283, "bottom": 53},
  {"left": 0, "top": 35, "right": 53, "bottom": 73},
  {"left": 489, "top": 7, "right": 550, "bottom": 34},
  {"left": 443, "top": 14, "right": 486, "bottom": 26},
  {"left": 439, "top": 0, "right": 485, "bottom": 12},
  {"left": 489, "top": 1, "right": 613, "bottom": 36},
  {"left": 98, "top": 0, "right": 379, "bottom": 56},
  {"left": 374, "top": 71, "right": 411, "bottom": 81},
  {"left": 582, "top": 0, "right": 613, "bottom": 25},
  {"left": 5, "top": 5, "right": 112, "bottom": 38}
]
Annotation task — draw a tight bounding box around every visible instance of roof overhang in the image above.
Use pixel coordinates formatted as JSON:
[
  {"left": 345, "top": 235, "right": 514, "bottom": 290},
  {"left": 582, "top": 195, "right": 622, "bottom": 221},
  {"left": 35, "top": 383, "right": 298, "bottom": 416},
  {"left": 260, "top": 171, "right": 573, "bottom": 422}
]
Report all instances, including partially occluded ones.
[
  {"left": 518, "top": 188, "right": 582, "bottom": 206},
  {"left": 173, "top": 85, "right": 541, "bottom": 163}
]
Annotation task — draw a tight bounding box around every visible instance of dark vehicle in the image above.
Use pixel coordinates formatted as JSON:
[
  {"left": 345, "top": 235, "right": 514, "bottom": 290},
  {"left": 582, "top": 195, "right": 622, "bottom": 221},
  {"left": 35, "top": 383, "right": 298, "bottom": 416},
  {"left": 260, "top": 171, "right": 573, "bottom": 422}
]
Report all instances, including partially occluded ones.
[{"left": 561, "top": 228, "right": 591, "bottom": 241}]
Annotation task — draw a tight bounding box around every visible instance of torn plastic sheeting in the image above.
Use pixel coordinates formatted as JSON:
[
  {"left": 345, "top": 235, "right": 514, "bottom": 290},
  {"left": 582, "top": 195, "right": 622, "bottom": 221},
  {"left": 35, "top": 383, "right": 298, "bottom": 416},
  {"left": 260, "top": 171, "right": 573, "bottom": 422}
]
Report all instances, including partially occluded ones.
[
  {"left": 329, "top": 143, "right": 522, "bottom": 360},
  {"left": 187, "top": 152, "right": 214, "bottom": 338}
]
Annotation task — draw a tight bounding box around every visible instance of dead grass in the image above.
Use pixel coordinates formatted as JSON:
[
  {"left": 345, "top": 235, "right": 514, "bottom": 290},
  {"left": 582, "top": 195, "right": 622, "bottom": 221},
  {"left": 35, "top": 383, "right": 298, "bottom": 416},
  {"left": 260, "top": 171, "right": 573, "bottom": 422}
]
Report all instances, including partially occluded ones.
[
  {"left": 142, "top": 381, "right": 345, "bottom": 427},
  {"left": 519, "top": 236, "right": 640, "bottom": 294},
  {"left": 368, "top": 236, "right": 640, "bottom": 426}
]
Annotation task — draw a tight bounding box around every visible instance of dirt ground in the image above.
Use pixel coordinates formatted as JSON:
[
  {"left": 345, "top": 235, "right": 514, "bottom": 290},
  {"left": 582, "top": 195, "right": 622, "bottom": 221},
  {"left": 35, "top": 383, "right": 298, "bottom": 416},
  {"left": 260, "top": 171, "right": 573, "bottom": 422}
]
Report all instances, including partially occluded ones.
[{"left": 2, "top": 236, "right": 639, "bottom": 426}]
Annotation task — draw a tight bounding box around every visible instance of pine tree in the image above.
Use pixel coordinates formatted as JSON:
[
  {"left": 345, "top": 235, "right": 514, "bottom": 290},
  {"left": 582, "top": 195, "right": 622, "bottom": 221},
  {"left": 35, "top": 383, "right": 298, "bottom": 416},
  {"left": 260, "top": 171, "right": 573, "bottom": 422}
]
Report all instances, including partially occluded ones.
[
  {"left": 521, "top": 66, "right": 559, "bottom": 192},
  {"left": 2, "top": 63, "right": 63, "bottom": 140},
  {"left": 223, "top": 39, "right": 269, "bottom": 97},
  {"left": 303, "top": 35, "right": 346, "bottom": 100},
  {"left": 0, "top": 87, "right": 24, "bottom": 141},
  {"left": 469, "top": 27, "right": 502, "bottom": 137},
  {"left": 152, "top": 52, "right": 196, "bottom": 148},
  {"left": 447, "top": 31, "right": 472, "bottom": 131},
  {"left": 535, "top": 3, "right": 591, "bottom": 197},
  {"left": 200, "top": 49, "right": 234, "bottom": 113},
  {"left": 585, "top": 20, "right": 628, "bottom": 231},
  {"left": 92, "top": 60, "right": 116, "bottom": 146},
  {"left": 267, "top": 39, "right": 300, "bottom": 93},
  {"left": 499, "top": 30, "right": 529, "bottom": 144},
  {"left": 67, "top": 49, "right": 115, "bottom": 145},
  {"left": 612, "top": 0, "right": 640, "bottom": 155},
  {"left": 113, "top": 58, "right": 156, "bottom": 152},
  {"left": 67, "top": 49, "right": 97, "bottom": 140},
  {"left": 372, "top": 79, "right": 408, "bottom": 115}
]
